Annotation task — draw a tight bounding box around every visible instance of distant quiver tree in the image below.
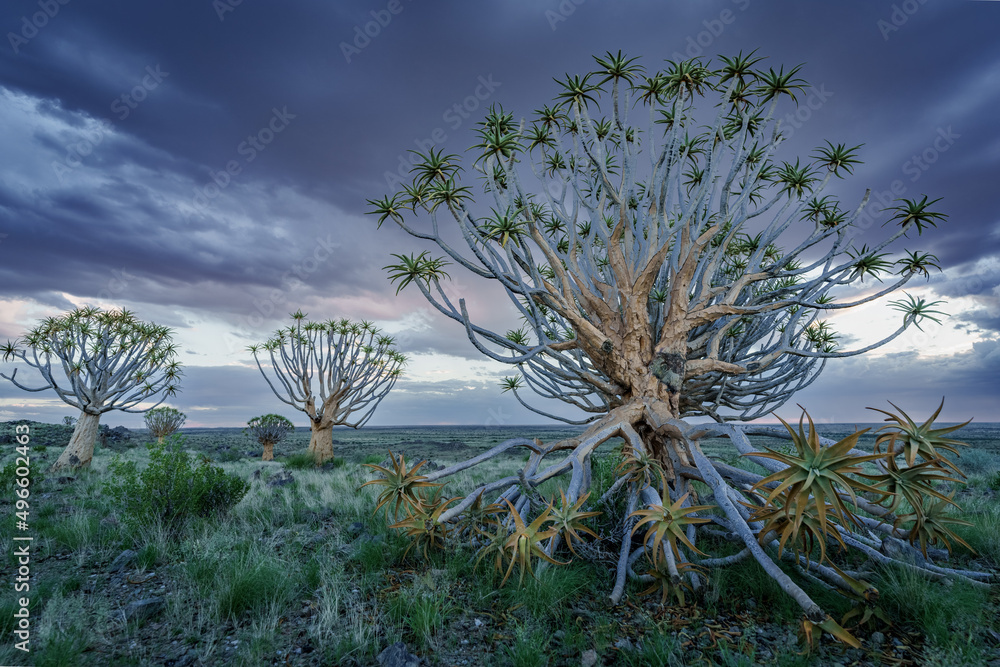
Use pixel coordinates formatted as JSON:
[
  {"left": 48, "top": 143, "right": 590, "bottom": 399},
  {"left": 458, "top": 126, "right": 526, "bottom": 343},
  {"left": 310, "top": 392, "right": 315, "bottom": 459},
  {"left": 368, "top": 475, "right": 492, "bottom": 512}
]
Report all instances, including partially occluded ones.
[
  {"left": 145, "top": 406, "right": 187, "bottom": 443},
  {"left": 1, "top": 307, "right": 181, "bottom": 469},
  {"left": 366, "top": 51, "right": 990, "bottom": 645},
  {"left": 244, "top": 413, "right": 295, "bottom": 461},
  {"left": 249, "top": 311, "right": 405, "bottom": 464}
]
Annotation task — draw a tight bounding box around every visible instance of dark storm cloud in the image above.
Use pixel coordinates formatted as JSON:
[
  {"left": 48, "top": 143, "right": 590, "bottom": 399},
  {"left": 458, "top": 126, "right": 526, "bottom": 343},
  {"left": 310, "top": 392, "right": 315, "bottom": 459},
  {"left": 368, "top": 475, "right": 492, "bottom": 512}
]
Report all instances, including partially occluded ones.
[{"left": 1, "top": 0, "right": 998, "bottom": 423}]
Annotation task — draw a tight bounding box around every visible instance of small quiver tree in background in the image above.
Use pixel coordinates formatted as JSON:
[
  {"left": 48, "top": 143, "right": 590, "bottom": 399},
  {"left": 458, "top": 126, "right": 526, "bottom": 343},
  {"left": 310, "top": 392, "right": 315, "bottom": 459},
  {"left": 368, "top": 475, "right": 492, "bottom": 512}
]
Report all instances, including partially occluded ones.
[
  {"left": 366, "top": 51, "right": 992, "bottom": 646},
  {"left": 249, "top": 311, "right": 405, "bottom": 465},
  {"left": 244, "top": 413, "right": 295, "bottom": 461},
  {"left": 1, "top": 307, "right": 181, "bottom": 470},
  {"left": 145, "top": 406, "right": 187, "bottom": 443}
]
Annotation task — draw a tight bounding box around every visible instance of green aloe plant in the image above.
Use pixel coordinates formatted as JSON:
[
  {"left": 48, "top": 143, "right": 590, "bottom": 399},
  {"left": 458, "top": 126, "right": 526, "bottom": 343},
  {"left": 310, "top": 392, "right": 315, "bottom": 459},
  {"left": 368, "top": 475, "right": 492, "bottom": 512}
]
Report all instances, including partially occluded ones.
[
  {"left": 629, "top": 490, "right": 713, "bottom": 567},
  {"left": 360, "top": 451, "right": 444, "bottom": 520},
  {"left": 547, "top": 489, "right": 601, "bottom": 557},
  {"left": 750, "top": 410, "right": 883, "bottom": 540},
  {"left": 895, "top": 493, "right": 976, "bottom": 558},
  {"left": 390, "top": 495, "right": 458, "bottom": 561},
  {"left": 500, "top": 499, "right": 565, "bottom": 586},
  {"left": 869, "top": 398, "right": 970, "bottom": 472}
]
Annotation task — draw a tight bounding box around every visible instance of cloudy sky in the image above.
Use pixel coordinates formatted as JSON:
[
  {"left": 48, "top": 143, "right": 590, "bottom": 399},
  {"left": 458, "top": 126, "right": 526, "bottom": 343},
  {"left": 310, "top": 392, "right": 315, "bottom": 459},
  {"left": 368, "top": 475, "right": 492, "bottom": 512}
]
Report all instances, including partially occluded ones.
[{"left": 0, "top": 0, "right": 997, "bottom": 428}]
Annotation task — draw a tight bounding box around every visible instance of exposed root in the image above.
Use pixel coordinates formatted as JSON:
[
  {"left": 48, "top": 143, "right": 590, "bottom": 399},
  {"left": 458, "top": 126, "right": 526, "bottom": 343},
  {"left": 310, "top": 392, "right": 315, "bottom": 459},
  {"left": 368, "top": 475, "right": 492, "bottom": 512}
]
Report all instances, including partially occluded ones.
[{"left": 389, "top": 400, "right": 994, "bottom": 646}]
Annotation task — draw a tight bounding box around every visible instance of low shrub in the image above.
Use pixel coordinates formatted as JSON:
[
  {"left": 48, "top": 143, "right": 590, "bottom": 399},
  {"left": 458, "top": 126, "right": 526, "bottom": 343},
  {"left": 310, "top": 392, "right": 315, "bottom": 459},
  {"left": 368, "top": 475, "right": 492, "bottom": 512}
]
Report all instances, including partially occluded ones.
[
  {"left": 104, "top": 436, "right": 249, "bottom": 530},
  {"left": 0, "top": 457, "right": 45, "bottom": 493},
  {"left": 283, "top": 450, "right": 320, "bottom": 469}
]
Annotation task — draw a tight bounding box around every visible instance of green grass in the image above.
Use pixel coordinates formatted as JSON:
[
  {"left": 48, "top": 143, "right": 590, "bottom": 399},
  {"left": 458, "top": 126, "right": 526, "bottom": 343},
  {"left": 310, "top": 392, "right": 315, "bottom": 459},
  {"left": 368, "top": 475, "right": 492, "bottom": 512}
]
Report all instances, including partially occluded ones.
[
  {"left": 618, "top": 632, "right": 684, "bottom": 666},
  {"left": 879, "top": 564, "right": 992, "bottom": 649},
  {"left": 503, "top": 623, "right": 552, "bottom": 667},
  {"left": 5, "top": 427, "right": 998, "bottom": 666},
  {"left": 386, "top": 586, "right": 453, "bottom": 650},
  {"left": 183, "top": 544, "right": 299, "bottom": 623},
  {"left": 282, "top": 450, "right": 320, "bottom": 469}
]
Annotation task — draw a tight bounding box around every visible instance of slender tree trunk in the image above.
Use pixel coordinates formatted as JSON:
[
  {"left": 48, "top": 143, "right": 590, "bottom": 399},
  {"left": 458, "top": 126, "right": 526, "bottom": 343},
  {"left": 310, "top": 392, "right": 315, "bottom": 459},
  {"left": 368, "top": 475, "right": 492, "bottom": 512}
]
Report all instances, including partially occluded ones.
[
  {"left": 53, "top": 411, "right": 101, "bottom": 470},
  {"left": 157, "top": 435, "right": 165, "bottom": 444},
  {"left": 262, "top": 440, "right": 275, "bottom": 461},
  {"left": 307, "top": 421, "right": 334, "bottom": 464}
]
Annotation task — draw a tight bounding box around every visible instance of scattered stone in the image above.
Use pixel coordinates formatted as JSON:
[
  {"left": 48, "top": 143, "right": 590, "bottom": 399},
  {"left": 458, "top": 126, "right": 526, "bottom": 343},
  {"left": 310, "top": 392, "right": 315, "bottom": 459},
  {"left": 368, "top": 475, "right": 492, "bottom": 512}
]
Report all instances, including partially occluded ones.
[
  {"left": 614, "top": 638, "right": 634, "bottom": 651},
  {"left": 305, "top": 530, "right": 328, "bottom": 547},
  {"left": 267, "top": 470, "right": 295, "bottom": 487},
  {"left": 252, "top": 469, "right": 262, "bottom": 480},
  {"left": 347, "top": 521, "right": 365, "bottom": 535},
  {"left": 57, "top": 476, "right": 75, "bottom": 484},
  {"left": 100, "top": 515, "right": 120, "bottom": 528},
  {"left": 377, "top": 641, "right": 421, "bottom": 667},
  {"left": 119, "top": 597, "right": 165, "bottom": 623},
  {"left": 581, "top": 649, "right": 598, "bottom": 667},
  {"left": 474, "top": 618, "right": 484, "bottom": 628},
  {"left": 870, "top": 631, "right": 885, "bottom": 646},
  {"left": 109, "top": 549, "right": 138, "bottom": 573},
  {"left": 167, "top": 648, "right": 199, "bottom": 667}
]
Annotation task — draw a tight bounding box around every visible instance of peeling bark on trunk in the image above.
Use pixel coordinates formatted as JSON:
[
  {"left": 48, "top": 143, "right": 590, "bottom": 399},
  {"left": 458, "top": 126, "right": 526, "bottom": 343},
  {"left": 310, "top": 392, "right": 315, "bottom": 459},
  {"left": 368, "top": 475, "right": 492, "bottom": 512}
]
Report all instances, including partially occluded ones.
[
  {"left": 261, "top": 440, "right": 275, "bottom": 461},
  {"left": 307, "top": 421, "right": 334, "bottom": 464},
  {"left": 53, "top": 410, "right": 101, "bottom": 470}
]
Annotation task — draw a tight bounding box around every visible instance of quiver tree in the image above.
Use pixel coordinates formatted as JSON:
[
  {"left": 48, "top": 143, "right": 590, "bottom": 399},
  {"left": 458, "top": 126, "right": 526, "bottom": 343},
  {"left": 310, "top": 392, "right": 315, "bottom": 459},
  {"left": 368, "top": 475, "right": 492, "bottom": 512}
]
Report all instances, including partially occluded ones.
[
  {"left": 366, "top": 52, "right": 991, "bottom": 644},
  {"left": 244, "top": 413, "right": 295, "bottom": 461},
  {"left": 144, "top": 406, "right": 187, "bottom": 443},
  {"left": 1, "top": 307, "right": 181, "bottom": 470},
  {"left": 249, "top": 311, "right": 405, "bottom": 464}
]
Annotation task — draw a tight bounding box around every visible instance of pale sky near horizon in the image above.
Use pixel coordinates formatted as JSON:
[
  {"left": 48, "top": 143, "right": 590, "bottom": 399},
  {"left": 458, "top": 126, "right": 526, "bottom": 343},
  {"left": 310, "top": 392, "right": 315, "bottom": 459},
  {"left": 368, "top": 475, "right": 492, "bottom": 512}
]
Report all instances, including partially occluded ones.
[{"left": 0, "top": 1, "right": 998, "bottom": 428}]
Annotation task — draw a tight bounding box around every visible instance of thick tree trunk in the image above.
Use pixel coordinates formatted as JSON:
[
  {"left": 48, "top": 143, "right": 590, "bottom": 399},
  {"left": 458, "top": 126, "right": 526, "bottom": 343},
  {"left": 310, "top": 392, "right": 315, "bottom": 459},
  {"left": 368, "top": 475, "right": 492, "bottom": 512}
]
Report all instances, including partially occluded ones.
[
  {"left": 307, "top": 421, "right": 334, "bottom": 464},
  {"left": 157, "top": 435, "right": 165, "bottom": 444},
  {"left": 262, "top": 440, "right": 275, "bottom": 461},
  {"left": 53, "top": 411, "right": 101, "bottom": 470}
]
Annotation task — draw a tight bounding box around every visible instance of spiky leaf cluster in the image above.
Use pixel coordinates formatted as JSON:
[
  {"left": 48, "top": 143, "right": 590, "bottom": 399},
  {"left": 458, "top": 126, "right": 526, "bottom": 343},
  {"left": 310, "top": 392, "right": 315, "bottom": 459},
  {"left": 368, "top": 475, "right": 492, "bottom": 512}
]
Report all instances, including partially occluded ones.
[
  {"left": 361, "top": 450, "right": 443, "bottom": 520},
  {"left": 144, "top": 406, "right": 187, "bottom": 441},
  {"left": 249, "top": 312, "right": 405, "bottom": 428},
  {"left": 0, "top": 306, "right": 182, "bottom": 414},
  {"left": 367, "top": 52, "right": 946, "bottom": 424},
  {"left": 243, "top": 413, "right": 296, "bottom": 447}
]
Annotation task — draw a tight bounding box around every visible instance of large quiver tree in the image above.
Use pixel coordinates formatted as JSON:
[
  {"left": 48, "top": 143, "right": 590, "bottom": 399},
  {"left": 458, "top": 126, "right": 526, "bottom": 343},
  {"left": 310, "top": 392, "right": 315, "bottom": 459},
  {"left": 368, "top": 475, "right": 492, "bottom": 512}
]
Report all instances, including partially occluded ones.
[
  {"left": 367, "top": 52, "right": 989, "bottom": 644},
  {"left": 1, "top": 307, "right": 182, "bottom": 469},
  {"left": 249, "top": 311, "right": 405, "bottom": 464}
]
